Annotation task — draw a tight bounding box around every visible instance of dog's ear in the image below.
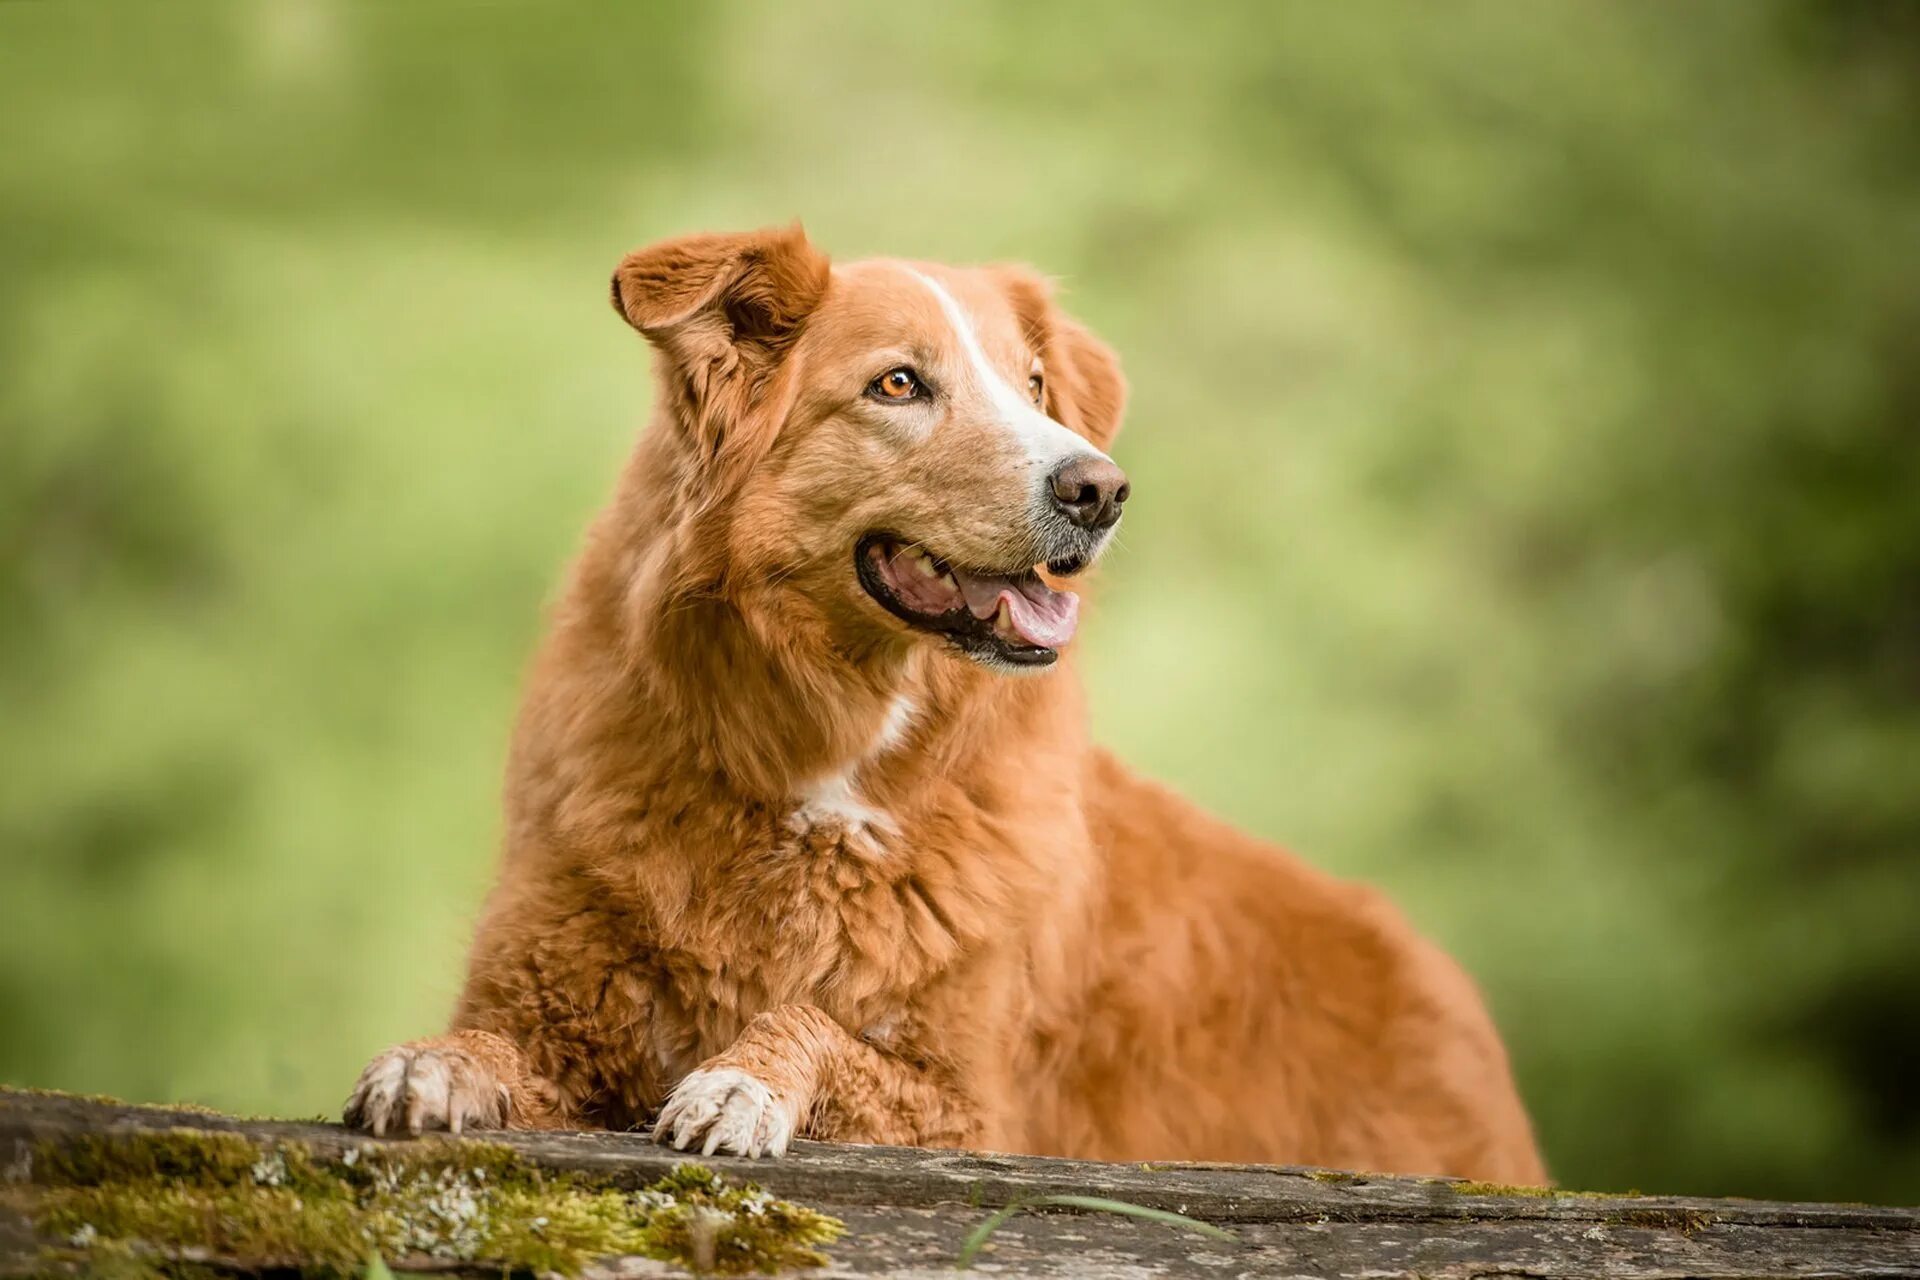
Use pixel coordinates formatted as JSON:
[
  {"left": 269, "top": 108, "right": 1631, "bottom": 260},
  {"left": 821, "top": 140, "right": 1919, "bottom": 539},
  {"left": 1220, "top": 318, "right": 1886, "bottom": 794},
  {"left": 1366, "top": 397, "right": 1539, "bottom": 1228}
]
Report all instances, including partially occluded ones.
[
  {"left": 611, "top": 224, "right": 831, "bottom": 492},
  {"left": 995, "top": 267, "right": 1128, "bottom": 450}
]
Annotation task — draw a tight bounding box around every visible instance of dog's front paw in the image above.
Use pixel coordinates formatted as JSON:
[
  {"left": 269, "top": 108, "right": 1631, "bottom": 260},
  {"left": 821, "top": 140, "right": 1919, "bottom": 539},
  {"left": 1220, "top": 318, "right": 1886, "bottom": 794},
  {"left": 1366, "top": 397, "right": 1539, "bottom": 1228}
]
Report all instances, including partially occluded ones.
[
  {"left": 652, "top": 1066, "right": 798, "bottom": 1159},
  {"left": 343, "top": 1043, "right": 511, "bottom": 1137}
]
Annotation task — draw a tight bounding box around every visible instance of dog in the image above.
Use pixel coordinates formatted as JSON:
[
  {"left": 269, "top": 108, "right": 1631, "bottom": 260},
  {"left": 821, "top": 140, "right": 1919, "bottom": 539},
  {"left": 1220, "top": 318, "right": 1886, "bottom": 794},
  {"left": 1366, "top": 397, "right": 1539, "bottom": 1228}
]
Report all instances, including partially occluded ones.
[{"left": 343, "top": 224, "right": 1545, "bottom": 1181}]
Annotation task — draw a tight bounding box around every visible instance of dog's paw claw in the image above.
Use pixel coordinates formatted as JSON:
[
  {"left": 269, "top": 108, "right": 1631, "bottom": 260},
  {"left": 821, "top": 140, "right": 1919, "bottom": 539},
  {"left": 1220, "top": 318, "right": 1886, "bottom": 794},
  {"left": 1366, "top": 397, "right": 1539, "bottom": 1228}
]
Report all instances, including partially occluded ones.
[
  {"left": 343, "top": 1046, "right": 508, "bottom": 1137},
  {"left": 651, "top": 1067, "right": 795, "bottom": 1159}
]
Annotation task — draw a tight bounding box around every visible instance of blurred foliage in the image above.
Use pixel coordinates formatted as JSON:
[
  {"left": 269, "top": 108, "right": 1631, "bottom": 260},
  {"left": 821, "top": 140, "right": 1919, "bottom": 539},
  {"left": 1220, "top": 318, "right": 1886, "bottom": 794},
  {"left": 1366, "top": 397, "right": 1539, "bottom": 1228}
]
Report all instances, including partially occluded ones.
[{"left": 2, "top": 0, "right": 1916, "bottom": 1204}]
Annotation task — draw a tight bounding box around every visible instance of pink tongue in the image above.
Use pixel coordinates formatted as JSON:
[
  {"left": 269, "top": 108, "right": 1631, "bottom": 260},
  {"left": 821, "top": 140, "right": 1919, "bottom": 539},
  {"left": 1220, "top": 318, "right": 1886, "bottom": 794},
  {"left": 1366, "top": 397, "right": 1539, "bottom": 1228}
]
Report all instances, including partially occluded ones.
[{"left": 956, "top": 572, "right": 1080, "bottom": 648}]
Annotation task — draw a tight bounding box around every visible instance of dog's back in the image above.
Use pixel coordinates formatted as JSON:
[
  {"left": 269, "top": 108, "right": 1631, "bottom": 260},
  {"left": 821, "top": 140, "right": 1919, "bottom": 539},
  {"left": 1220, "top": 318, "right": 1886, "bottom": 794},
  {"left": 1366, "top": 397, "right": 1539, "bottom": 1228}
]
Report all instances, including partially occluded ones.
[{"left": 1030, "top": 750, "right": 1544, "bottom": 1178}]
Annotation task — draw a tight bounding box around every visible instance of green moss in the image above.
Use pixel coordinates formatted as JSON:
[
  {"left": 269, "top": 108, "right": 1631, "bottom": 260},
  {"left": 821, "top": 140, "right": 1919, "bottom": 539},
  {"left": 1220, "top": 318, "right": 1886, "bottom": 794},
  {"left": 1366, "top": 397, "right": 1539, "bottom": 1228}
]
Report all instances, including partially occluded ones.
[
  {"left": 1608, "top": 1206, "right": 1717, "bottom": 1234},
  {"left": 627, "top": 1164, "right": 844, "bottom": 1274},
  {"left": 35, "top": 1129, "right": 267, "bottom": 1187},
  {"left": 1438, "top": 1179, "right": 1646, "bottom": 1201},
  {"left": 1439, "top": 1179, "right": 1717, "bottom": 1233},
  {"left": 1444, "top": 1180, "right": 1568, "bottom": 1198},
  {"left": 24, "top": 1128, "right": 842, "bottom": 1276}
]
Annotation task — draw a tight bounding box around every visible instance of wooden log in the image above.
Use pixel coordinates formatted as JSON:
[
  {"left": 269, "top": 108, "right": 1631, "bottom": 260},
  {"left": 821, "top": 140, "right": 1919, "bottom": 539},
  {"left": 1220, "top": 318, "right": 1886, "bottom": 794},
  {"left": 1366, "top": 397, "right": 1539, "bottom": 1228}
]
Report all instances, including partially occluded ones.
[{"left": 3, "top": 1088, "right": 1916, "bottom": 1277}]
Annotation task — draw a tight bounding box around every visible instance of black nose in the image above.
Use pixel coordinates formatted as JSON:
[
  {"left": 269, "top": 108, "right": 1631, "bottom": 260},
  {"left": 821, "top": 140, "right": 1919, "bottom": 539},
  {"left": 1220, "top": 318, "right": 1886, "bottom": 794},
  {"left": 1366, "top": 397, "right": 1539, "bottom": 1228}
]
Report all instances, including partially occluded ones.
[{"left": 1048, "top": 456, "right": 1131, "bottom": 531}]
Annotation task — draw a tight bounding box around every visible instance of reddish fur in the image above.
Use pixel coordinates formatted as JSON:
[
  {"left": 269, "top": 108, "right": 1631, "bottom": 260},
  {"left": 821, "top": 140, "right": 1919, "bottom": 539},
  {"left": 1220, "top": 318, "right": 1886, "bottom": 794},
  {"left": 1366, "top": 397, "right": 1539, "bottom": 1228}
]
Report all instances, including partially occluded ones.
[{"left": 346, "top": 226, "right": 1545, "bottom": 1181}]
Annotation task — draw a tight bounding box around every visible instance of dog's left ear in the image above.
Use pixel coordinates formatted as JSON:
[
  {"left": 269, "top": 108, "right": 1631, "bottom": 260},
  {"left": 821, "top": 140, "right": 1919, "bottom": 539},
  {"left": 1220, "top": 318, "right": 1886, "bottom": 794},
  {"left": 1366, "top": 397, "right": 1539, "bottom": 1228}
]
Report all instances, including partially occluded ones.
[
  {"left": 611, "top": 224, "right": 832, "bottom": 493},
  {"left": 995, "top": 268, "right": 1128, "bottom": 449}
]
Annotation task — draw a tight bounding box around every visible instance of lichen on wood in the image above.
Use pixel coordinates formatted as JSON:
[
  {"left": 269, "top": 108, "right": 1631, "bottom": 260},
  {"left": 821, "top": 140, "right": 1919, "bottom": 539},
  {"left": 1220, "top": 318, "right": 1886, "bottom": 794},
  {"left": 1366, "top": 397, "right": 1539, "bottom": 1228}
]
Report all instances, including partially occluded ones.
[{"left": 16, "top": 1127, "right": 842, "bottom": 1276}]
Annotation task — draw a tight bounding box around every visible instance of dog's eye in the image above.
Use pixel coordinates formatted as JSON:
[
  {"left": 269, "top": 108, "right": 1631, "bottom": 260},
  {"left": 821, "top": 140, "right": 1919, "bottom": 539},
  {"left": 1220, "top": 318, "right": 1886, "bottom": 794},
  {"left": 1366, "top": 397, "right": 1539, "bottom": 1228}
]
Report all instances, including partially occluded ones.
[
  {"left": 869, "top": 368, "right": 923, "bottom": 401},
  {"left": 1028, "top": 373, "right": 1044, "bottom": 404}
]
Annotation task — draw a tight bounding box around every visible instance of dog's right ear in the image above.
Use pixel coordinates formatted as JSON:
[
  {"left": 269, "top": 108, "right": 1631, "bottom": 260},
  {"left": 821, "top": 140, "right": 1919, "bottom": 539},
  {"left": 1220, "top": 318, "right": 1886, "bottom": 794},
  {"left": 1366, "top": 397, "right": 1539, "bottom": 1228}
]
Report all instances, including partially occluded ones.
[{"left": 611, "top": 224, "right": 831, "bottom": 492}]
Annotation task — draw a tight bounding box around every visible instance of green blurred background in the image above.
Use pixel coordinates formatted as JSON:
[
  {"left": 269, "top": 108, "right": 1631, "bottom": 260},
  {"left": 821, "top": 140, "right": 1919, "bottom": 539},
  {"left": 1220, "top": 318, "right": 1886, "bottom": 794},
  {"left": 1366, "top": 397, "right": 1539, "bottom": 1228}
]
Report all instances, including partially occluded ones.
[{"left": 3, "top": 1, "right": 1917, "bottom": 1204}]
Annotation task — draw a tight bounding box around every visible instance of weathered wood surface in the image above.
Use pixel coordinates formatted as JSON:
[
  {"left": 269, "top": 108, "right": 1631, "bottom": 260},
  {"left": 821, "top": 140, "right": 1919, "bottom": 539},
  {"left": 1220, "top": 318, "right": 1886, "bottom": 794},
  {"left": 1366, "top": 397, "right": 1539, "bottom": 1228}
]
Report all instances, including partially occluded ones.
[{"left": 4, "top": 1089, "right": 1918, "bottom": 1278}]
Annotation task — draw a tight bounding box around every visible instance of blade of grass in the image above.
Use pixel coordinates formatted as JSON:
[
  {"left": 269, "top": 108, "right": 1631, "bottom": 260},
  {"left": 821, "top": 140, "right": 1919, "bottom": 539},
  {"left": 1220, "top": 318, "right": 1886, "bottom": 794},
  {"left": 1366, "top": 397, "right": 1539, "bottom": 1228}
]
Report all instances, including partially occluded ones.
[
  {"left": 955, "top": 1200, "right": 1027, "bottom": 1269},
  {"left": 1028, "top": 1195, "right": 1238, "bottom": 1242},
  {"left": 956, "top": 1193, "right": 1238, "bottom": 1267},
  {"left": 364, "top": 1257, "right": 396, "bottom": 1280}
]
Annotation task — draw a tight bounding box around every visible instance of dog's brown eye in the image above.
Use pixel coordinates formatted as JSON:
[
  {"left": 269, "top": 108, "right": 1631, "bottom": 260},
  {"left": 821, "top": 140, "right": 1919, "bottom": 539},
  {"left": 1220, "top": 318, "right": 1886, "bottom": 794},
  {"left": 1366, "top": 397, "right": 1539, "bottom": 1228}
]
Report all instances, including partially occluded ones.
[
  {"left": 1028, "top": 373, "right": 1044, "bottom": 404},
  {"left": 870, "top": 368, "right": 922, "bottom": 401}
]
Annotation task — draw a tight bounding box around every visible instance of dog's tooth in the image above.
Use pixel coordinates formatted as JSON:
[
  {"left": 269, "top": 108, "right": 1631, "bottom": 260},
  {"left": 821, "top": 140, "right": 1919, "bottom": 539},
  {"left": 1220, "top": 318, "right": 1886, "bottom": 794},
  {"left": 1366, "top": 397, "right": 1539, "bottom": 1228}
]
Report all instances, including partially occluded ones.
[
  {"left": 995, "top": 598, "right": 1013, "bottom": 636},
  {"left": 916, "top": 554, "right": 940, "bottom": 578}
]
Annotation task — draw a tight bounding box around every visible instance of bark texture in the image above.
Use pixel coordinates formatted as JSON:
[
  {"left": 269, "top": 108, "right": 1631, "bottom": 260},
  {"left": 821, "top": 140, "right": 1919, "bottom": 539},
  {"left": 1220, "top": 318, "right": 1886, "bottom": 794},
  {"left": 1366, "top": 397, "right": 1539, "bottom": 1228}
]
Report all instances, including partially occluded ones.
[{"left": 3, "top": 1090, "right": 1916, "bottom": 1277}]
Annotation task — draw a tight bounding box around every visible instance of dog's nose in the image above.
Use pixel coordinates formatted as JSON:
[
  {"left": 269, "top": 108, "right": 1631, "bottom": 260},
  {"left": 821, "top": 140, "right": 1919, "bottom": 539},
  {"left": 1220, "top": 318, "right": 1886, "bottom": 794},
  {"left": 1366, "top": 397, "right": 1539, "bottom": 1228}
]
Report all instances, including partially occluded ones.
[{"left": 1048, "top": 456, "right": 1130, "bottom": 531}]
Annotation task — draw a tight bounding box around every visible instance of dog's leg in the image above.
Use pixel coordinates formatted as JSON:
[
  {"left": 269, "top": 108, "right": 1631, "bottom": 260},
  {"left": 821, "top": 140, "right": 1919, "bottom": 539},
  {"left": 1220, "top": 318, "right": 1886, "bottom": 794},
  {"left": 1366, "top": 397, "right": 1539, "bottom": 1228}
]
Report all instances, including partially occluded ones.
[
  {"left": 652, "top": 1004, "right": 981, "bottom": 1157},
  {"left": 342, "top": 1028, "right": 572, "bottom": 1135}
]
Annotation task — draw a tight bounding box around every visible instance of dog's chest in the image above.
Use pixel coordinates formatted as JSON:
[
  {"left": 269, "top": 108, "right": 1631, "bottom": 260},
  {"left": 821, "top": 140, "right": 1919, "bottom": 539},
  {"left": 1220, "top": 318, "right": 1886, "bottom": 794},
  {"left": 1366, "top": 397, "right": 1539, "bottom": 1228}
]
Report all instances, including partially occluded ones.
[{"left": 644, "top": 804, "right": 977, "bottom": 1068}]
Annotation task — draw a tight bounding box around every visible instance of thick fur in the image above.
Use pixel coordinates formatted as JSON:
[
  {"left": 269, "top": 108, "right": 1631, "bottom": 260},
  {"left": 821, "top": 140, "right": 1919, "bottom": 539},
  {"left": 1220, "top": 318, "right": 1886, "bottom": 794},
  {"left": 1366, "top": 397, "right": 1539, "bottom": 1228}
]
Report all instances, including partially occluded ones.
[{"left": 344, "top": 226, "right": 1546, "bottom": 1181}]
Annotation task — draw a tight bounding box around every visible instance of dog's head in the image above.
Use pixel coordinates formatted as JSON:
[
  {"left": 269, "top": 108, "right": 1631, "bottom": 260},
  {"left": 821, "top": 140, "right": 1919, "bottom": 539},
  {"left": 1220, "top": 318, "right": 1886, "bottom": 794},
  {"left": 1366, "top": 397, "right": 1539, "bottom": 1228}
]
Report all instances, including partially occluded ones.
[{"left": 612, "top": 224, "right": 1128, "bottom": 673}]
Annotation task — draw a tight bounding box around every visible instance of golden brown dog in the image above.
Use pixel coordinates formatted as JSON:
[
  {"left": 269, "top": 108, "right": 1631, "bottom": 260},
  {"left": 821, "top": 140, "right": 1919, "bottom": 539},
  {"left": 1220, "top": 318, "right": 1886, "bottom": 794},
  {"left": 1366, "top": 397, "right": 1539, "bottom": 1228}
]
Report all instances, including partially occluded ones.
[{"left": 343, "top": 224, "right": 1545, "bottom": 1181}]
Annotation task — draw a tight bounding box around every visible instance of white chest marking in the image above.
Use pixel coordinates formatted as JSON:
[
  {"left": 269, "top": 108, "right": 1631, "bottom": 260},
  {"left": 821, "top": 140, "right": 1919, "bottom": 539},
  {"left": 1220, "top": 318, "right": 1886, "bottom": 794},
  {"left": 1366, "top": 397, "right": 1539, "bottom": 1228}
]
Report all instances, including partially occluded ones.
[
  {"left": 788, "top": 767, "right": 894, "bottom": 837},
  {"left": 908, "top": 269, "right": 1113, "bottom": 470},
  {"left": 787, "top": 694, "right": 918, "bottom": 838},
  {"left": 874, "top": 693, "right": 917, "bottom": 755}
]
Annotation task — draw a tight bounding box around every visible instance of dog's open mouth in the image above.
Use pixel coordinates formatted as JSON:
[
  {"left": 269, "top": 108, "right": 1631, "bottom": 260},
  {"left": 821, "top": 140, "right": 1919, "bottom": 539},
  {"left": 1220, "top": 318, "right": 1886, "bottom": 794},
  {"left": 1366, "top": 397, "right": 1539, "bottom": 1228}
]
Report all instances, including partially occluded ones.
[{"left": 855, "top": 534, "right": 1080, "bottom": 668}]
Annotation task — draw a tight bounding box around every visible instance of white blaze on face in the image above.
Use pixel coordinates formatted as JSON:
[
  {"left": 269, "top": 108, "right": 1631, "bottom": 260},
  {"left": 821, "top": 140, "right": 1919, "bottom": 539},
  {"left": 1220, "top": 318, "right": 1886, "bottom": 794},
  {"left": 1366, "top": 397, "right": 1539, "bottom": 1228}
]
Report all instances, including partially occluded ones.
[{"left": 907, "top": 269, "right": 1114, "bottom": 472}]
